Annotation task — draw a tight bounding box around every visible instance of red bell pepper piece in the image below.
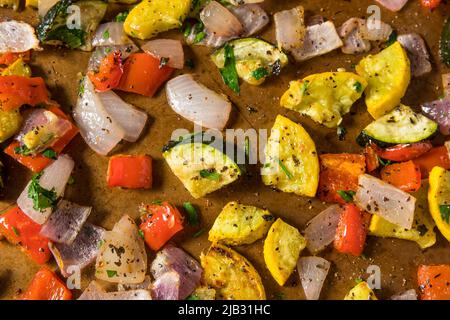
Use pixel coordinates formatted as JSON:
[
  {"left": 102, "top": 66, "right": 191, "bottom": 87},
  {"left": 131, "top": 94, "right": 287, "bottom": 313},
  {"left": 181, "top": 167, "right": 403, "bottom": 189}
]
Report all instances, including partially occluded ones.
[
  {"left": 0, "top": 76, "right": 50, "bottom": 111},
  {"left": 21, "top": 267, "right": 72, "bottom": 300},
  {"left": 420, "top": 0, "right": 441, "bottom": 9},
  {"left": 107, "top": 154, "right": 152, "bottom": 189},
  {"left": 4, "top": 105, "right": 79, "bottom": 172},
  {"left": 413, "top": 146, "right": 450, "bottom": 178},
  {"left": 87, "top": 51, "right": 123, "bottom": 92},
  {"left": 139, "top": 202, "right": 184, "bottom": 251},
  {"left": 418, "top": 265, "right": 450, "bottom": 300},
  {"left": 117, "top": 53, "right": 174, "bottom": 97},
  {"left": 380, "top": 160, "right": 421, "bottom": 192},
  {"left": 334, "top": 204, "right": 370, "bottom": 256},
  {"left": 0, "top": 51, "right": 31, "bottom": 65},
  {"left": 317, "top": 154, "right": 366, "bottom": 204},
  {"left": 371, "top": 141, "right": 433, "bottom": 162},
  {"left": 0, "top": 206, "right": 51, "bottom": 264},
  {"left": 363, "top": 145, "right": 379, "bottom": 172}
]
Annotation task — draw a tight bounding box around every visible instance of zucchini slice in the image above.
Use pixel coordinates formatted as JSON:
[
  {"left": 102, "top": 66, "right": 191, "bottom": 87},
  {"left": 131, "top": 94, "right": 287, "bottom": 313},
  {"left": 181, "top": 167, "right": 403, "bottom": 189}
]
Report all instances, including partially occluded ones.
[
  {"left": 356, "top": 104, "right": 438, "bottom": 146},
  {"left": 211, "top": 38, "right": 289, "bottom": 85},
  {"left": 163, "top": 138, "right": 241, "bottom": 199}
]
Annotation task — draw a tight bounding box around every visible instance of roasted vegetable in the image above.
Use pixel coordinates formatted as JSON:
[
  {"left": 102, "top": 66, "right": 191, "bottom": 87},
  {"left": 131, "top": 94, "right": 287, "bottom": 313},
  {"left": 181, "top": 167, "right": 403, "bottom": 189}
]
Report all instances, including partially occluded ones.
[
  {"left": 261, "top": 115, "right": 319, "bottom": 197},
  {"left": 0, "top": 0, "right": 20, "bottom": 10},
  {"left": 356, "top": 105, "right": 438, "bottom": 147},
  {"left": 380, "top": 160, "right": 421, "bottom": 192},
  {"left": 428, "top": 166, "right": 450, "bottom": 242},
  {"left": 124, "top": 0, "right": 192, "bottom": 39},
  {"left": 414, "top": 146, "right": 450, "bottom": 178},
  {"left": 208, "top": 201, "right": 274, "bottom": 246},
  {"left": 1, "top": 58, "right": 32, "bottom": 77},
  {"left": 418, "top": 265, "right": 450, "bottom": 300},
  {"left": 356, "top": 42, "right": 411, "bottom": 119},
  {"left": 211, "top": 38, "right": 289, "bottom": 86},
  {"left": 200, "top": 243, "right": 266, "bottom": 300},
  {"left": 344, "top": 281, "right": 377, "bottom": 300},
  {"left": 189, "top": 286, "right": 216, "bottom": 300},
  {"left": 0, "top": 108, "right": 22, "bottom": 143},
  {"left": 280, "top": 71, "right": 367, "bottom": 128},
  {"left": 163, "top": 137, "right": 241, "bottom": 199},
  {"left": 441, "top": 17, "right": 450, "bottom": 67},
  {"left": 107, "top": 155, "right": 152, "bottom": 189},
  {"left": 263, "top": 218, "right": 306, "bottom": 286},
  {"left": 21, "top": 268, "right": 72, "bottom": 300}
]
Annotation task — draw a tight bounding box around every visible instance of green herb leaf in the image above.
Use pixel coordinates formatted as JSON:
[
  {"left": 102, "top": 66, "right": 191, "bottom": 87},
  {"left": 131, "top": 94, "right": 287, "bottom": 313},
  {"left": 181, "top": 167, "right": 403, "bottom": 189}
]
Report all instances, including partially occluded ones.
[
  {"left": 102, "top": 29, "right": 110, "bottom": 40},
  {"left": 183, "top": 202, "right": 200, "bottom": 226},
  {"left": 219, "top": 44, "right": 240, "bottom": 94},
  {"left": 12, "top": 226, "right": 19, "bottom": 236},
  {"left": 337, "top": 190, "right": 356, "bottom": 203},
  {"left": 192, "top": 228, "right": 204, "bottom": 238},
  {"left": 355, "top": 277, "right": 363, "bottom": 284},
  {"left": 378, "top": 157, "right": 392, "bottom": 167},
  {"left": 278, "top": 160, "right": 293, "bottom": 180},
  {"left": 42, "top": 149, "right": 57, "bottom": 159},
  {"left": 106, "top": 270, "right": 117, "bottom": 278},
  {"left": 337, "top": 125, "right": 347, "bottom": 141},
  {"left": 151, "top": 199, "right": 163, "bottom": 205},
  {"left": 115, "top": 11, "right": 129, "bottom": 22},
  {"left": 251, "top": 67, "right": 269, "bottom": 80},
  {"left": 353, "top": 81, "right": 363, "bottom": 93},
  {"left": 46, "top": 26, "right": 86, "bottom": 49},
  {"left": 194, "top": 31, "right": 206, "bottom": 43},
  {"left": 440, "top": 205, "right": 450, "bottom": 224},
  {"left": 138, "top": 229, "right": 145, "bottom": 239},
  {"left": 28, "top": 173, "right": 58, "bottom": 211},
  {"left": 199, "top": 169, "right": 221, "bottom": 181},
  {"left": 186, "top": 294, "right": 200, "bottom": 300},
  {"left": 386, "top": 30, "right": 398, "bottom": 46},
  {"left": 300, "top": 80, "right": 309, "bottom": 95},
  {"left": 14, "top": 145, "right": 32, "bottom": 156}
]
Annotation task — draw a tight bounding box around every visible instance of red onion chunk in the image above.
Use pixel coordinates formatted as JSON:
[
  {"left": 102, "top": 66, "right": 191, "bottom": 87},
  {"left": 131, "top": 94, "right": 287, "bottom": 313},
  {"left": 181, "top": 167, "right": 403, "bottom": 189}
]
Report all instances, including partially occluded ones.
[
  {"left": 151, "top": 271, "right": 181, "bottom": 300},
  {"left": 73, "top": 77, "right": 125, "bottom": 155},
  {"left": 17, "top": 154, "right": 75, "bottom": 225},
  {"left": 200, "top": 1, "right": 244, "bottom": 37},
  {"left": 78, "top": 281, "right": 152, "bottom": 300},
  {"left": 141, "top": 39, "right": 184, "bottom": 69},
  {"left": 166, "top": 74, "right": 231, "bottom": 130},
  {"left": 303, "top": 205, "right": 342, "bottom": 254},
  {"left": 40, "top": 200, "right": 92, "bottom": 244},
  {"left": 355, "top": 174, "right": 416, "bottom": 229},
  {"left": 391, "top": 289, "right": 417, "bottom": 300},
  {"left": 398, "top": 34, "right": 432, "bottom": 77},
  {"left": 443, "top": 74, "right": 450, "bottom": 98},
  {"left": 298, "top": 256, "right": 331, "bottom": 300},
  {"left": 421, "top": 98, "right": 450, "bottom": 135},
  {"left": 291, "top": 21, "right": 343, "bottom": 62},
  {"left": 49, "top": 223, "right": 105, "bottom": 277},
  {"left": 98, "top": 90, "right": 148, "bottom": 142},
  {"left": 92, "top": 22, "right": 136, "bottom": 47},
  {"left": 17, "top": 109, "right": 73, "bottom": 154},
  {"left": 274, "top": 6, "right": 306, "bottom": 51},
  {"left": 150, "top": 244, "right": 202, "bottom": 300},
  {"left": 375, "top": 0, "right": 409, "bottom": 12},
  {"left": 0, "top": 20, "right": 40, "bottom": 53}
]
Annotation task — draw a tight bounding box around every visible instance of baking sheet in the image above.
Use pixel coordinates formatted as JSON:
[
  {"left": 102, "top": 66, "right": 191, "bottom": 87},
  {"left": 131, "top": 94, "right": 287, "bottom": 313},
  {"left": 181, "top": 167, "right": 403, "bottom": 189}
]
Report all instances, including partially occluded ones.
[{"left": 0, "top": 0, "right": 449, "bottom": 300}]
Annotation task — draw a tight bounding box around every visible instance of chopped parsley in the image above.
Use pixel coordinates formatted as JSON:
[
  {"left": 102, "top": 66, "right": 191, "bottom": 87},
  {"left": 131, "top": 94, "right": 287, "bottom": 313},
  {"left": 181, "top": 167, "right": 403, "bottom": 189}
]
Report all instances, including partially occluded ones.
[
  {"left": 186, "top": 294, "right": 200, "bottom": 300},
  {"left": 42, "top": 149, "right": 57, "bottom": 159},
  {"left": 183, "top": 202, "right": 200, "bottom": 226},
  {"left": 337, "top": 125, "right": 347, "bottom": 141},
  {"left": 378, "top": 157, "right": 392, "bottom": 167},
  {"left": 199, "top": 169, "right": 221, "bottom": 181},
  {"left": 14, "top": 144, "right": 33, "bottom": 156},
  {"left": 106, "top": 270, "right": 117, "bottom": 278},
  {"left": 12, "top": 226, "right": 19, "bottom": 236},
  {"left": 138, "top": 229, "right": 145, "bottom": 239},
  {"left": 219, "top": 44, "right": 240, "bottom": 94},
  {"left": 353, "top": 81, "right": 363, "bottom": 93},
  {"left": 440, "top": 205, "right": 450, "bottom": 224},
  {"left": 278, "top": 160, "right": 293, "bottom": 180},
  {"left": 28, "top": 173, "right": 58, "bottom": 211},
  {"left": 337, "top": 190, "right": 356, "bottom": 203},
  {"left": 115, "top": 11, "right": 129, "bottom": 22},
  {"left": 251, "top": 67, "right": 269, "bottom": 80},
  {"left": 355, "top": 277, "right": 363, "bottom": 284},
  {"left": 386, "top": 30, "right": 398, "bottom": 46},
  {"left": 194, "top": 31, "right": 206, "bottom": 43},
  {"left": 102, "top": 29, "right": 110, "bottom": 40},
  {"left": 300, "top": 80, "right": 310, "bottom": 95}
]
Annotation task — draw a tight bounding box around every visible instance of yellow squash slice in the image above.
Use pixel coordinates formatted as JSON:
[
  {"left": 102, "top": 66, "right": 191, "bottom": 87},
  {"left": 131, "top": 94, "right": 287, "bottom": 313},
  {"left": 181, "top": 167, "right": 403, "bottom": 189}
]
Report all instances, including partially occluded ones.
[
  {"left": 263, "top": 218, "right": 306, "bottom": 286},
  {"left": 428, "top": 166, "right": 450, "bottom": 241},
  {"left": 261, "top": 115, "right": 319, "bottom": 197},
  {"left": 200, "top": 244, "right": 266, "bottom": 300},
  {"left": 344, "top": 281, "right": 378, "bottom": 300},
  {"left": 280, "top": 71, "right": 367, "bottom": 128},
  {"left": 356, "top": 42, "right": 411, "bottom": 119}
]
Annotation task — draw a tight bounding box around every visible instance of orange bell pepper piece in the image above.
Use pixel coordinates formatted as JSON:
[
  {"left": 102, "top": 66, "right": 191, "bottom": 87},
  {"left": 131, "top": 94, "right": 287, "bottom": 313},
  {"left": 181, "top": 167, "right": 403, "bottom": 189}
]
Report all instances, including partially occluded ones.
[
  {"left": 380, "top": 160, "right": 421, "bottom": 192},
  {"left": 413, "top": 146, "right": 450, "bottom": 178},
  {"left": 0, "top": 51, "right": 31, "bottom": 66},
  {"left": 418, "top": 265, "right": 450, "bottom": 300},
  {"left": 87, "top": 51, "right": 123, "bottom": 92},
  {"left": 0, "top": 76, "right": 50, "bottom": 111},
  {"left": 107, "top": 154, "right": 152, "bottom": 189},
  {"left": 21, "top": 268, "right": 72, "bottom": 300}
]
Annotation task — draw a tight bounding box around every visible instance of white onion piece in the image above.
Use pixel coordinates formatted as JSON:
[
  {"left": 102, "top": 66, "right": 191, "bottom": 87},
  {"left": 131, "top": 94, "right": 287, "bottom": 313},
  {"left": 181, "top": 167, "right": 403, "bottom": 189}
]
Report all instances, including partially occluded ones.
[
  {"left": 391, "top": 289, "right": 417, "bottom": 300},
  {"left": 17, "top": 155, "right": 75, "bottom": 225},
  {"left": 38, "top": 0, "right": 59, "bottom": 18},
  {"left": 92, "top": 22, "right": 136, "bottom": 47},
  {"left": 421, "top": 98, "right": 450, "bottom": 136},
  {"left": 141, "top": 39, "right": 184, "bottom": 69},
  {"left": 274, "top": 6, "right": 306, "bottom": 51},
  {"left": 298, "top": 256, "right": 331, "bottom": 300},
  {"left": 118, "top": 276, "right": 152, "bottom": 291},
  {"left": 49, "top": 223, "right": 105, "bottom": 277},
  {"left": 443, "top": 74, "right": 450, "bottom": 98},
  {"left": 355, "top": 174, "right": 416, "bottom": 229},
  {"left": 398, "top": 34, "right": 432, "bottom": 77},
  {"left": 151, "top": 271, "right": 181, "bottom": 300},
  {"left": 375, "top": 0, "right": 409, "bottom": 12},
  {"left": 166, "top": 74, "right": 231, "bottom": 130},
  {"left": 88, "top": 45, "right": 138, "bottom": 72},
  {"left": 78, "top": 281, "right": 152, "bottom": 300},
  {"left": 291, "top": 21, "right": 343, "bottom": 62},
  {"left": 95, "top": 215, "right": 147, "bottom": 284},
  {"left": 73, "top": 77, "right": 125, "bottom": 155},
  {"left": 98, "top": 90, "right": 148, "bottom": 142},
  {"left": 303, "top": 205, "right": 342, "bottom": 254},
  {"left": 229, "top": 4, "right": 269, "bottom": 37},
  {"left": 200, "top": 1, "right": 244, "bottom": 37},
  {"left": 40, "top": 200, "right": 92, "bottom": 244},
  {"left": 0, "top": 20, "right": 41, "bottom": 53}
]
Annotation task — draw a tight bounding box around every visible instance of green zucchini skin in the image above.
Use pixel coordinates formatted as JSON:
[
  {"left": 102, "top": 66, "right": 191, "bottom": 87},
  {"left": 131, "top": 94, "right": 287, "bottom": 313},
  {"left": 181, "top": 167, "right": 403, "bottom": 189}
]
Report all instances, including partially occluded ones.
[
  {"left": 356, "top": 131, "right": 394, "bottom": 148},
  {"left": 37, "top": 0, "right": 73, "bottom": 42},
  {"left": 441, "top": 17, "right": 450, "bottom": 67}
]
